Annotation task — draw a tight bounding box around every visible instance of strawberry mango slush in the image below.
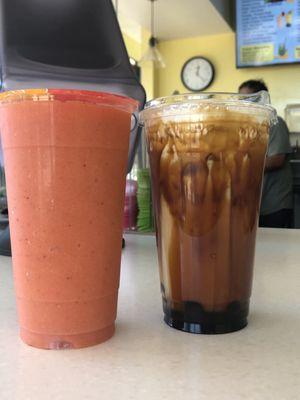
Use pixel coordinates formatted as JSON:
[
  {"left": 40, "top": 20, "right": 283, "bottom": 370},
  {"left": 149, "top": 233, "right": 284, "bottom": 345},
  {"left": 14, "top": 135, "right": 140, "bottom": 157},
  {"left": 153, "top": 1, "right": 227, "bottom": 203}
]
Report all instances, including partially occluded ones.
[{"left": 0, "top": 89, "right": 137, "bottom": 349}]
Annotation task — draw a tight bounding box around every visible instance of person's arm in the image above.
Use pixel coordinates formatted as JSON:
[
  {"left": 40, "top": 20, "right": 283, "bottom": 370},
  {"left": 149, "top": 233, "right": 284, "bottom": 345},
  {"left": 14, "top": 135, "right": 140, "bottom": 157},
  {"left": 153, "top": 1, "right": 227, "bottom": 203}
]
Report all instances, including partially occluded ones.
[{"left": 265, "top": 154, "right": 286, "bottom": 172}]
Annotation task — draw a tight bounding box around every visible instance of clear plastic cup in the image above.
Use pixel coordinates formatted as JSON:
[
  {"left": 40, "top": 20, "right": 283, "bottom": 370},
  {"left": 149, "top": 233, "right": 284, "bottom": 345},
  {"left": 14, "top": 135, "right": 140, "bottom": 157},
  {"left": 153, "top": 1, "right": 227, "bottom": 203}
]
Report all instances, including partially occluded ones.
[
  {"left": 0, "top": 89, "right": 138, "bottom": 348},
  {"left": 141, "top": 92, "right": 276, "bottom": 334}
]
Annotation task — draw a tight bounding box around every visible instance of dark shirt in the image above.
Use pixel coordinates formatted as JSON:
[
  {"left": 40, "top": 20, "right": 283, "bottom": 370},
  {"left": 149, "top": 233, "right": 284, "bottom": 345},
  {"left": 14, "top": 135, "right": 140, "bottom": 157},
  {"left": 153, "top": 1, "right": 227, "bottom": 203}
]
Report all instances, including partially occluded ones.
[{"left": 260, "top": 116, "right": 293, "bottom": 215}]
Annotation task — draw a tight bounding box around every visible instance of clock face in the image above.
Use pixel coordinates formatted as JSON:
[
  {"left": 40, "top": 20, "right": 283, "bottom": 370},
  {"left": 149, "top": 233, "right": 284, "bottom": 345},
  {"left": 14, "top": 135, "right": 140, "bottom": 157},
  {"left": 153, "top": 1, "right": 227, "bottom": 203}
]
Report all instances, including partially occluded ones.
[{"left": 181, "top": 57, "right": 214, "bottom": 92}]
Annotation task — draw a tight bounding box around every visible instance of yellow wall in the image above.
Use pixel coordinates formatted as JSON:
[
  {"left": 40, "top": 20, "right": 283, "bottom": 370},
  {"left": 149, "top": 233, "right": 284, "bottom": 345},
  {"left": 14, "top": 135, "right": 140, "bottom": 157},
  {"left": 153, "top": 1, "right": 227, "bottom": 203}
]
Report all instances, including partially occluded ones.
[
  {"left": 157, "top": 32, "right": 300, "bottom": 117},
  {"left": 123, "top": 33, "right": 141, "bottom": 61},
  {"left": 123, "top": 31, "right": 154, "bottom": 102}
]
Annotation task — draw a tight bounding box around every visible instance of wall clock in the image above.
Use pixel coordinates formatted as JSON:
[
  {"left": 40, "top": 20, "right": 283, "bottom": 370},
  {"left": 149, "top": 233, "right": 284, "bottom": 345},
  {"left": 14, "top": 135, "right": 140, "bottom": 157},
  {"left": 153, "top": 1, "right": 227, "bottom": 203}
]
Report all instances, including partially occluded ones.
[{"left": 181, "top": 56, "right": 215, "bottom": 92}]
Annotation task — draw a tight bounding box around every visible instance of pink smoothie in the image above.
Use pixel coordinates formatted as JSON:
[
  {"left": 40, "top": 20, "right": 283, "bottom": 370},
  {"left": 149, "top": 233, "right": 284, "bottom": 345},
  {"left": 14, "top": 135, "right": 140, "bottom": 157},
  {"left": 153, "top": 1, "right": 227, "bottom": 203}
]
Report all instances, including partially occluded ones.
[{"left": 0, "top": 89, "right": 137, "bottom": 349}]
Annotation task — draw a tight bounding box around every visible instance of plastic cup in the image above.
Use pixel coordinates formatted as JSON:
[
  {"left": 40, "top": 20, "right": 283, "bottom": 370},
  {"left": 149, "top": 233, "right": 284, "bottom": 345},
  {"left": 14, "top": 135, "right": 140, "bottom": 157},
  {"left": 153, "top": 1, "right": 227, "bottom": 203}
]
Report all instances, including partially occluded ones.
[
  {"left": 0, "top": 89, "right": 138, "bottom": 349},
  {"left": 141, "top": 92, "right": 276, "bottom": 334}
]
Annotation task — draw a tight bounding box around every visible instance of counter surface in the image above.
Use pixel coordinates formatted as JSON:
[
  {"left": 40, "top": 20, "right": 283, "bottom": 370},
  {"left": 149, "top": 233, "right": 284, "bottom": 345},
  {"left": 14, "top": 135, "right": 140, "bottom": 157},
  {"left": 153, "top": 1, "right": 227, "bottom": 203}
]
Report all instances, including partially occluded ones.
[{"left": 0, "top": 229, "right": 300, "bottom": 400}]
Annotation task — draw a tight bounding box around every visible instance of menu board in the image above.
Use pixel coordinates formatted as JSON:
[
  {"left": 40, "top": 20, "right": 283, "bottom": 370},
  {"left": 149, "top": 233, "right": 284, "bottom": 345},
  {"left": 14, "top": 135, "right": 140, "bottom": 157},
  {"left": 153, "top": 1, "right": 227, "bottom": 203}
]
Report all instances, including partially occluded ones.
[{"left": 236, "top": 0, "right": 300, "bottom": 67}]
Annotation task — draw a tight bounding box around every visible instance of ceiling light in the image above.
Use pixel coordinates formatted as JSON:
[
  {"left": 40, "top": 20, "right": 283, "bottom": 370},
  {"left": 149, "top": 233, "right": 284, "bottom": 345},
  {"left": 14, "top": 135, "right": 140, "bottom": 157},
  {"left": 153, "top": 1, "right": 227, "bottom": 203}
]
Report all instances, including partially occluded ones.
[{"left": 139, "top": 0, "right": 165, "bottom": 69}]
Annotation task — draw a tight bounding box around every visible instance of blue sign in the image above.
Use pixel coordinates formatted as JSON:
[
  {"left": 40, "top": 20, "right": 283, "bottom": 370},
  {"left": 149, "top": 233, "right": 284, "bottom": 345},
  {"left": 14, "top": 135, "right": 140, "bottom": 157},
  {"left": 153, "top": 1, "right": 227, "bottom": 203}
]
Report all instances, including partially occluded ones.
[{"left": 236, "top": 0, "right": 300, "bottom": 67}]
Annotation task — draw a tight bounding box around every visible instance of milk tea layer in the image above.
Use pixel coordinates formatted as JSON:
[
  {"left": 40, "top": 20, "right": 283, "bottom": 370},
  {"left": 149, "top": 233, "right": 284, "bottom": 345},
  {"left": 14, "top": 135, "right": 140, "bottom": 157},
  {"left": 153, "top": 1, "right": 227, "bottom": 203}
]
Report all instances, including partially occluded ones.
[{"left": 145, "top": 106, "right": 269, "bottom": 312}]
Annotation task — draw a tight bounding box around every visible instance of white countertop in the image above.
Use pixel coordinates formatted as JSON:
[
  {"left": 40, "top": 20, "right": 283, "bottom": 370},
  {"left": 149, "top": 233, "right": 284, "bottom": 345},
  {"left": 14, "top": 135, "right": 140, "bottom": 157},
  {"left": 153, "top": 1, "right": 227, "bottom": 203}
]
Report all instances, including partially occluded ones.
[{"left": 1, "top": 229, "right": 300, "bottom": 400}]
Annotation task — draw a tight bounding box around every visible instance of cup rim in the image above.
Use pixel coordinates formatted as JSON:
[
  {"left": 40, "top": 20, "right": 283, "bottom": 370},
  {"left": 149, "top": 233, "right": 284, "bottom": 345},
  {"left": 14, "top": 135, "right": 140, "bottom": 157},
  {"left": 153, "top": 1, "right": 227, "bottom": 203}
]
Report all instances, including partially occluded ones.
[
  {"left": 0, "top": 88, "right": 138, "bottom": 113},
  {"left": 140, "top": 91, "right": 277, "bottom": 125},
  {"left": 144, "top": 91, "right": 272, "bottom": 108}
]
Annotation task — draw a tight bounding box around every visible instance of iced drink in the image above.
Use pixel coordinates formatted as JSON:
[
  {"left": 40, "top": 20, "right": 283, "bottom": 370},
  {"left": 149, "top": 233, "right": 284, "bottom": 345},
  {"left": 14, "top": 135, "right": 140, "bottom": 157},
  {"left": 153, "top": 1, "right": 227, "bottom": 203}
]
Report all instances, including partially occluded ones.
[
  {"left": 0, "top": 89, "right": 137, "bottom": 349},
  {"left": 141, "top": 93, "right": 275, "bottom": 334}
]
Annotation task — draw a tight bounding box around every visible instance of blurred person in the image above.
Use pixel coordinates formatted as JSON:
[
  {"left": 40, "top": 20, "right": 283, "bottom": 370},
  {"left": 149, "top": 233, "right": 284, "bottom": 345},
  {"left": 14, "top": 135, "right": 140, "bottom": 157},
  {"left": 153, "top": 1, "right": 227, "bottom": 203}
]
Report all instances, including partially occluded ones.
[{"left": 239, "top": 79, "right": 293, "bottom": 228}]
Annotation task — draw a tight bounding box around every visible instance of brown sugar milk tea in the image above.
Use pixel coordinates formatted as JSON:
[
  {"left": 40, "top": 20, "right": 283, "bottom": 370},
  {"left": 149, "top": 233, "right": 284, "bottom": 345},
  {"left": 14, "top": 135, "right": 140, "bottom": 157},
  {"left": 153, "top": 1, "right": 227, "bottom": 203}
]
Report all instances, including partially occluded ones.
[{"left": 141, "top": 92, "right": 276, "bottom": 334}]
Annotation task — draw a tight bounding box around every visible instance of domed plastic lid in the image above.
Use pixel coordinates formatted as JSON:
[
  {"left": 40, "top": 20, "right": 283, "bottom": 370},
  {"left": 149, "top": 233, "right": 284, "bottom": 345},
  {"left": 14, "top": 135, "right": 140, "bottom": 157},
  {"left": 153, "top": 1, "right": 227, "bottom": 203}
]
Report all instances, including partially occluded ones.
[{"left": 140, "top": 91, "right": 277, "bottom": 126}]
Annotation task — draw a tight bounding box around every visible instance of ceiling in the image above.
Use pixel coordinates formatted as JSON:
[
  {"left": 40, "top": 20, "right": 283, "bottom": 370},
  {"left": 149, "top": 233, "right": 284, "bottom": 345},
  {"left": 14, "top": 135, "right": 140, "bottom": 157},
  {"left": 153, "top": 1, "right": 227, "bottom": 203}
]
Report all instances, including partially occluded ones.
[{"left": 116, "top": 0, "right": 232, "bottom": 42}]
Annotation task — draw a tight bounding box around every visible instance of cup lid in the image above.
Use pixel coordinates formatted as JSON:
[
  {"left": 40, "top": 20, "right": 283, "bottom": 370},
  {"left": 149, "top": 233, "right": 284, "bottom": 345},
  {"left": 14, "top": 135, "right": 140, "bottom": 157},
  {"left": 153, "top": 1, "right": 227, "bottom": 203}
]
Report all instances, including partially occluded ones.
[{"left": 140, "top": 91, "right": 277, "bottom": 125}]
